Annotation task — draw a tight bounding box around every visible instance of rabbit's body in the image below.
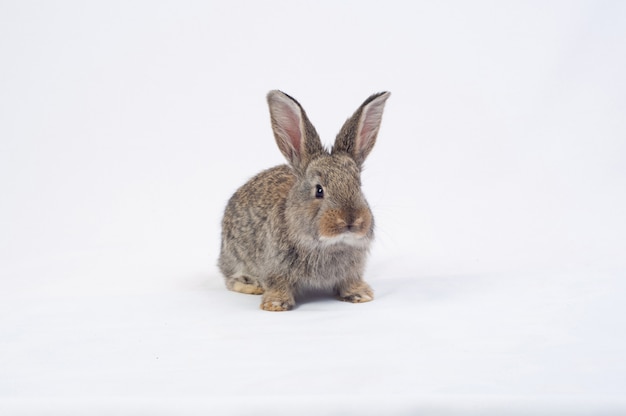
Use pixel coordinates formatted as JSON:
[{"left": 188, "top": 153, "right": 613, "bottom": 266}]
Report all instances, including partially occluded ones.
[
  {"left": 219, "top": 91, "right": 390, "bottom": 311},
  {"left": 220, "top": 163, "right": 370, "bottom": 295}
]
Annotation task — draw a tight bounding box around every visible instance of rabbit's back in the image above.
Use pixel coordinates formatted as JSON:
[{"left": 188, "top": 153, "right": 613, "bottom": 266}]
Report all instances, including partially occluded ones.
[{"left": 219, "top": 164, "right": 295, "bottom": 279}]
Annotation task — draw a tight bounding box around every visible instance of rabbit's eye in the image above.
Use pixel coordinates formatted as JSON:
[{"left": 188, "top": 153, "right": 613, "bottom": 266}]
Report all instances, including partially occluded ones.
[{"left": 315, "top": 184, "right": 324, "bottom": 199}]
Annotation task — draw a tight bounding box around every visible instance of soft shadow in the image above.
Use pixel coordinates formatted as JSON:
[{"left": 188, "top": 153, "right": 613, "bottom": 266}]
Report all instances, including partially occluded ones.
[{"left": 294, "top": 288, "right": 339, "bottom": 308}]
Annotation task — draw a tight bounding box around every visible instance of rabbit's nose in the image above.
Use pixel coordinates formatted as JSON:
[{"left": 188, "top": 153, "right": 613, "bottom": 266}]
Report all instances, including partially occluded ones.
[
  {"left": 351, "top": 216, "right": 365, "bottom": 230},
  {"left": 341, "top": 211, "right": 364, "bottom": 231},
  {"left": 346, "top": 216, "right": 365, "bottom": 232}
]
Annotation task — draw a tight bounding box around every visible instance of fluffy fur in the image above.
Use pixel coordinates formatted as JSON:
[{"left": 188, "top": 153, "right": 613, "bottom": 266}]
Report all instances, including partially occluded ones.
[{"left": 219, "top": 90, "right": 390, "bottom": 311}]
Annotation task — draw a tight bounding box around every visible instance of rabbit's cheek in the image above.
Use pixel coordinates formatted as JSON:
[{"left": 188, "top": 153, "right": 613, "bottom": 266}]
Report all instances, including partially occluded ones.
[
  {"left": 318, "top": 209, "right": 343, "bottom": 238},
  {"left": 307, "top": 199, "right": 324, "bottom": 219}
]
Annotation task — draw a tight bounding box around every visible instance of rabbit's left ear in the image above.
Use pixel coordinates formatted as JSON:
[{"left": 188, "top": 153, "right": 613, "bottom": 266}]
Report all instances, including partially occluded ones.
[{"left": 332, "top": 92, "right": 390, "bottom": 167}]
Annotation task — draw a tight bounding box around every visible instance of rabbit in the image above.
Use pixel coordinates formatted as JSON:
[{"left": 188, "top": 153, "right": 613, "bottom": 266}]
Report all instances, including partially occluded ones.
[{"left": 218, "top": 90, "right": 390, "bottom": 311}]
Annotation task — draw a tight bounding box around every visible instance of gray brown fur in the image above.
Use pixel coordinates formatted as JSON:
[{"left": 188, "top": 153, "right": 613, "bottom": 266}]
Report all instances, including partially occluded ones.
[{"left": 218, "top": 90, "right": 390, "bottom": 311}]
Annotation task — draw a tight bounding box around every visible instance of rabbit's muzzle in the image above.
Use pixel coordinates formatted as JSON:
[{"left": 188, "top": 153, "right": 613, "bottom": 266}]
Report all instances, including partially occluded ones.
[{"left": 319, "top": 207, "right": 373, "bottom": 241}]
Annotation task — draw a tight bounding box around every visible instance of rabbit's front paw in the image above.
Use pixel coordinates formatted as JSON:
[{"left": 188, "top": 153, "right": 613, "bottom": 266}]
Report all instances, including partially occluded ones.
[
  {"left": 260, "top": 290, "right": 295, "bottom": 311},
  {"left": 337, "top": 281, "right": 374, "bottom": 303}
]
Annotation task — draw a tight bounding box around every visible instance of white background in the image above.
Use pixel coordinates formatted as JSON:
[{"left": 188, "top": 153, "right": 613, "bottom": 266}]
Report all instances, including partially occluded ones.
[{"left": 1, "top": 1, "right": 625, "bottom": 414}]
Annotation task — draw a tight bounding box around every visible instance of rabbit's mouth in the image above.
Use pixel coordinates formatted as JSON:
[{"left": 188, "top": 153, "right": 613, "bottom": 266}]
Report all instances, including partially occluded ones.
[{"left": 318, "top": 232, "right": 371, "bottom": 248}]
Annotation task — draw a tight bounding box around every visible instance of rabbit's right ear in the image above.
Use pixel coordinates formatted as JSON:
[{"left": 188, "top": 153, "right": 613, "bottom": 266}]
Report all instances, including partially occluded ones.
[{"left": 267, "top": 90, "right": 324, "bottom": 173}]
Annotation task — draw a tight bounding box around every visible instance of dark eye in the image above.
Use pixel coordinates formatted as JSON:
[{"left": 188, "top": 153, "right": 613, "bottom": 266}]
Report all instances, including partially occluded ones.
[{"left": 315, "top": 184, "right": 324, "bottom": 199}]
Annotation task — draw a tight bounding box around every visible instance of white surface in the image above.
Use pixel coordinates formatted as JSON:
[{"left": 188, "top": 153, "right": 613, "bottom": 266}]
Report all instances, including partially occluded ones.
[{"left": 1, "top": 1, "right": 626, "bottom": 414}]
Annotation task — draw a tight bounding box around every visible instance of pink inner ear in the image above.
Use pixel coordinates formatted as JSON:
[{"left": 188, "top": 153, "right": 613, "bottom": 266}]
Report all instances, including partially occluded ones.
[
  {"left": 358, "top": 118, "right": 376, "bottom": 147},
  {"left": 272, "top": 96, "right": 303, "bottom": 155},
  {"left": 356, "top": 104, "right": 382, "bottom": 152},
  {"left": 283, "top": 110, "right": 302, "bottom": 152}
]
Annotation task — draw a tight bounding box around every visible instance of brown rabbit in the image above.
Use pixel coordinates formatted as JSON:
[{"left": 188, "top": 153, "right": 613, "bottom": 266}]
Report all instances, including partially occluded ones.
[{"left": 219, "top": 90, "right": 390, "bottom": 311}]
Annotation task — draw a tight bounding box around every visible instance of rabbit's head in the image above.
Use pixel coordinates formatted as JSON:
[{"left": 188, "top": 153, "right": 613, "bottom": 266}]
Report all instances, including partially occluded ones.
[{"left": 267, "top": 90, "right": 390, "bottom": 249}]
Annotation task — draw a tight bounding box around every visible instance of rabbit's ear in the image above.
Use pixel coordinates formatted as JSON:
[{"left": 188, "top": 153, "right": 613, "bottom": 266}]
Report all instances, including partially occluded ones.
[
  {"left": 332, "top": 92, "right": 390, "bottom": 167},
  {"left": 267, "top": 90, "right": 324, "bottom": 172}
]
